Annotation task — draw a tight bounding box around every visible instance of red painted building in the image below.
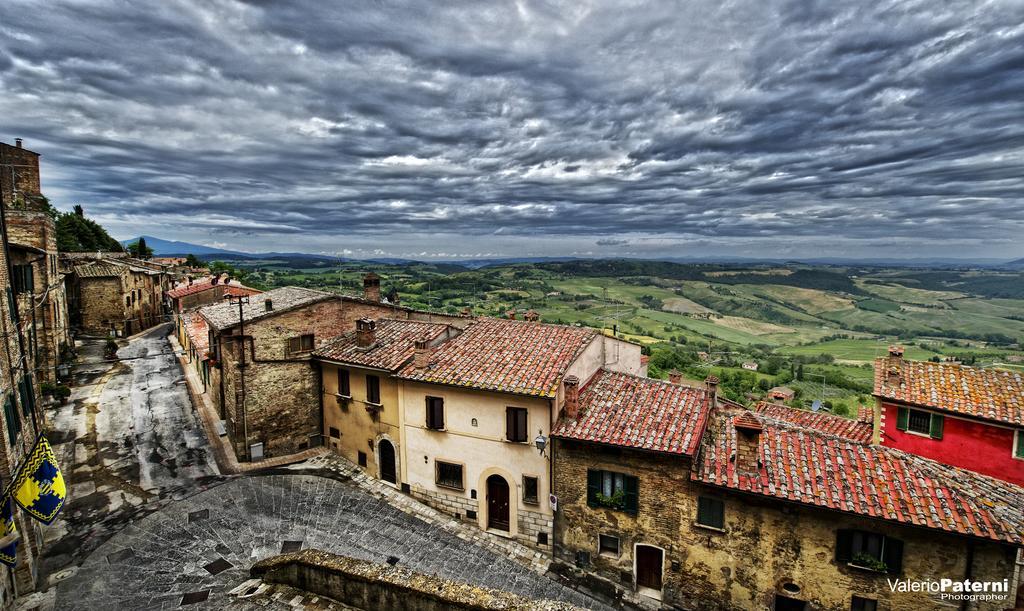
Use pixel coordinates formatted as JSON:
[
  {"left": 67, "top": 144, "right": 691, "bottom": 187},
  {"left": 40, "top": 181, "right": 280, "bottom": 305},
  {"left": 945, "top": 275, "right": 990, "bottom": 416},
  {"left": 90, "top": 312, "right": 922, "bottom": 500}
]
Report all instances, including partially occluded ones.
[{"left": 873, "top": 346, "right": 1024, "bottom": 486}]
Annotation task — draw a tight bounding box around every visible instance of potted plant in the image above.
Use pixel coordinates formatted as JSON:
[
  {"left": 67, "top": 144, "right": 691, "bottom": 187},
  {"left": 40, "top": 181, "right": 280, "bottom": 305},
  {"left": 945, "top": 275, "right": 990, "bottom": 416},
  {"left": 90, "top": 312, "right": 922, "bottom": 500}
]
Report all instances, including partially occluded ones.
[
  {"left": 105, "top": 337, "right": 119, "bottom": 359},
  {"left": 594, "top": 489, "right": 625, "bottom": 510},
  {"left": 849, "top": 553, "right": 888, "bottom": 573}
]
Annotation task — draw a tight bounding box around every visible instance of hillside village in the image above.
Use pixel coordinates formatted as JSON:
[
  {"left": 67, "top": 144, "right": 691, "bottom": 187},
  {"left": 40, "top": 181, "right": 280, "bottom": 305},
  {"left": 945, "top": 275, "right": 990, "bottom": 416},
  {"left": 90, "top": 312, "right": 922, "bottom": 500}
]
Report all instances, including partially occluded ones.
[{"left": 1, "top": 139, "right": 1023, "bottom": 610}]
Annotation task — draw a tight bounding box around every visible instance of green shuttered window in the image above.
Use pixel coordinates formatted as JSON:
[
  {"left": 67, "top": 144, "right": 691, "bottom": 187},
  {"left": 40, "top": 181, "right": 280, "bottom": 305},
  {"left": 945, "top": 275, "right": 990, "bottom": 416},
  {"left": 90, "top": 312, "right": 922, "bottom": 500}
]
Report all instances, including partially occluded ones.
[
  {"left": 586, "top": 469, "right": 638, "bottom": 513},
  {"left": 896, "top": 406, "right": 942, "bottom": 440},
  {"left": 697, "top": 496, "right": 725, "bottom": 529}
]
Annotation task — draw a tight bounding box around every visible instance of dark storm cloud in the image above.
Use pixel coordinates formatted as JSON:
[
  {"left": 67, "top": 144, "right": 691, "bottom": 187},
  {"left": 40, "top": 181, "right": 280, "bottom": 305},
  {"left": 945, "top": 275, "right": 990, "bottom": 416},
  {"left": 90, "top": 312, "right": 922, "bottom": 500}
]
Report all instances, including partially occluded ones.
[{"left": 1, "top": 0, "right": 1023, "bottom": 258}]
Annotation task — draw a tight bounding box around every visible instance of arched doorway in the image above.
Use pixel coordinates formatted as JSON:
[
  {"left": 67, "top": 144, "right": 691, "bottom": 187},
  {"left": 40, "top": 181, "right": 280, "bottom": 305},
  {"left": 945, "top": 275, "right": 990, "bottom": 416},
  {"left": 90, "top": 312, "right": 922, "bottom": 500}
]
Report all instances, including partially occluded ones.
[
  {"left": 378, "top": 439, "right": 396, "bottom": 484},
  {"left": 486, "top": 474, "right": 510, "bottom": 531}
]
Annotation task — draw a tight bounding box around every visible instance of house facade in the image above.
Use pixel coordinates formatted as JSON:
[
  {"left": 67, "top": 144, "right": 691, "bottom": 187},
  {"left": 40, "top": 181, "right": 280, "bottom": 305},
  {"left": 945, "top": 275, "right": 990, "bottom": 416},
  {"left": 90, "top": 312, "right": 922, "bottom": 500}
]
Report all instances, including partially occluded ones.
[
  {"left": 65, "top": 255, "right": 169, "bottom": 336},
  {"left": 554, "top": 393, "right": 1024, "bottom": 610},
  {"left": 166, "top": 275, "right": 259, "bottom": 312},
  {"left": 873, "top": 346, "right": 1024, "bottom": 486},
  {"left": 394, "top": 317, "right": 644, "bottom": 552},
  {"left": 200, "top": 277, "right": 467, "bottom": 461}
]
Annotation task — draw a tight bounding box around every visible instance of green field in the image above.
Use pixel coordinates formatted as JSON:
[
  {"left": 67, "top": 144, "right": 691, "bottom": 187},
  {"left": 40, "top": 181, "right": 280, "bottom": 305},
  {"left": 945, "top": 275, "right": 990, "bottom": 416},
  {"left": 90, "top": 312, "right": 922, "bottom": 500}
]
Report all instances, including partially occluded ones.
[{"left": 219, "top": 256, "right": 1024, "bottom": 413}]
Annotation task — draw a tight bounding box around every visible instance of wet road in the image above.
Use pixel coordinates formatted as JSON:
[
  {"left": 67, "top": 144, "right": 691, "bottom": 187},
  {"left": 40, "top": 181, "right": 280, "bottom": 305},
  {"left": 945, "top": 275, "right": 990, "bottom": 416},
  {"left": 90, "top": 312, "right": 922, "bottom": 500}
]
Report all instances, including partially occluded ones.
[{"left": 39, "top": 324, "right": 221, "bottom": 590}]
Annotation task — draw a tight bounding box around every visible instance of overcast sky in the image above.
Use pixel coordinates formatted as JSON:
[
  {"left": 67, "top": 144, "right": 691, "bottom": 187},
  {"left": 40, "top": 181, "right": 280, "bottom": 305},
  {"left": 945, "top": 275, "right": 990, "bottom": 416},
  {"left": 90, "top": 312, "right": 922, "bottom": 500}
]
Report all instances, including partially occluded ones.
[{"left": 2, "top": 1, "right": 1023, "bottom": 260}]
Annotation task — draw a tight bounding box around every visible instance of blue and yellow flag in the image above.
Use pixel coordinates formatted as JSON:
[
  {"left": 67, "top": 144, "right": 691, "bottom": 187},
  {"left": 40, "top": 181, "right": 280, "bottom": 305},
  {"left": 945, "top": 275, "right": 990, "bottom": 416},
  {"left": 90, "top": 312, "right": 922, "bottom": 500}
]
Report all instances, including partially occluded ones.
[
  {"left": 0, "top": 497, "right": 16, "bottom": 567},
  {"left": 10, "top": 435, "right": 66, "bottom": 525}
]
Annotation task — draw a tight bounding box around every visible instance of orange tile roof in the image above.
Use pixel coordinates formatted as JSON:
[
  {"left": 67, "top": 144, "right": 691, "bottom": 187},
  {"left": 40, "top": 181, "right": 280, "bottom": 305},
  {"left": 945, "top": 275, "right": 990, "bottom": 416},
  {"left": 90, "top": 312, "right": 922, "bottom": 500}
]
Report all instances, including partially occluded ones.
[
  {"left": 313, "top": 319, "right": 452, "bottom": 372},
  {"left": 695, "top": 408, "right": 1024, "bottom": 545},
  {"left": 552, "top": 370, "right": 711, "bottom": 455},
  {"left": 754, "top": 402, "right": 873, "bottom": 443},
  {"left": 181, "top": 312, "right": 209, "bottom": 355},
  {"left": 874, "top": 358, "right": 1024, "bottom": 426},
  {"left": 396, "top": 317, "right": 596, "bottom": 397},
  {"left": 166, "top": 276, "right": 259, "bottom": 299}
]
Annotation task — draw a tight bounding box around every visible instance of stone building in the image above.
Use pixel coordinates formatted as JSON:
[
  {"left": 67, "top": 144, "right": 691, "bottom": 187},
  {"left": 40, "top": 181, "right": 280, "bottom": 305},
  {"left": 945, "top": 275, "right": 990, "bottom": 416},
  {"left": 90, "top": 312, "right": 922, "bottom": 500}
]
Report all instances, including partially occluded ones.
[
  {"left": 551, "top": 372, "right": 714, "bottom": 606},
  {"left": 0, "top": 139, "right": 50, "bottom": 601},
  {"left": 553, "top": 392, "right": 1024, "bottom": 610},
  {"left": 0, "top": 139, "right": 71, "bottom": 383},
  {"left": 395, "top": 317, "right": 644, "bottom": 553},
  {"left": 199, "top": 277, "right": 467, "bottom": 461},
  {"left": 165, "top": 275, "right": 259, "bottom": 313},
  {"left": 314, "top": 318, "right": 460, "bottom": 485},
  {"left": 65, "top": 255, "right": 168, "bottom": 336}
]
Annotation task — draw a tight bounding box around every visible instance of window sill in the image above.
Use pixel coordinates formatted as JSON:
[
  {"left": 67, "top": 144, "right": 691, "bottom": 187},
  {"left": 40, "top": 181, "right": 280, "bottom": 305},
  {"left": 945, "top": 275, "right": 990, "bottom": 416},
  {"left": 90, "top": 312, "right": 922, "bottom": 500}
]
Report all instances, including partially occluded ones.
[
  {"left": 693, "top": 522, "right": 726, "bottom": 533},
  {"left": 904, "top": 429, "right": 936, "bottom": 439},
  {"left": 503, "top": 439, "right": 529, "bottom": 445},
  {"left": 335, "top": 394, "right": 352, "bottom": 400},
  {"left": 846, "top": 562, "right": 888, "bottom": 574},
  {"left": 435, "top": 483, "right": 464, "bottom": 492},
  {"left": 523, "top": 498, "right": 539, "bottom": 506},
  {"left": 425, "top": 426, "right": 447, "bottom": 432}
]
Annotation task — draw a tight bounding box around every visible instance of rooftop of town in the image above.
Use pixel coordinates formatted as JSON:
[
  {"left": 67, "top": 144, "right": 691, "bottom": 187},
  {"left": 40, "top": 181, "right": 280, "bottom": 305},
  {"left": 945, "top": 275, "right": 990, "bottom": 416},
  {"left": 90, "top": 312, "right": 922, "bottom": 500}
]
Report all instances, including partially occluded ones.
[
  {"left": 874, "top": 347, "right": 1024, "bottom": 426},
  {"left": 753, "top": 401, "right": 873, "bottom": 444}
]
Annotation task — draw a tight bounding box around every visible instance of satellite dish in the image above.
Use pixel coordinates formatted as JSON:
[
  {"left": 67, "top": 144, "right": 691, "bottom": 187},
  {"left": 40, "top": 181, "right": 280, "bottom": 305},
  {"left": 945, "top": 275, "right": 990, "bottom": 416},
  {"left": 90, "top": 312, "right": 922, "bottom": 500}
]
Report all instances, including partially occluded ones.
[{"left": 811, "top": 400, "right": 822, "bottom": 412}]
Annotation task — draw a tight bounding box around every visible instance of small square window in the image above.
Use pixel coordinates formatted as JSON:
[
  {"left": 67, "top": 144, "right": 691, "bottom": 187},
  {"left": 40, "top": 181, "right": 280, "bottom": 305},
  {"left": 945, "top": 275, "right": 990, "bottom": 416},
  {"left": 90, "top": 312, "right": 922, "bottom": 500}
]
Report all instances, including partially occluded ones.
[
  {"left": 328, "top": 427, "right": 340, "bottom": 439},
  {"left": 697, "top": 496, "right": 725, "bottom": 530},
  {"left": 907, "top": 409, "right": 930, "bottom": 434},
  {"left": 851, "top": 596, "right": 878, "bottom": 611},
  {"left": 436, "top": 461, "right": 463, "bottom": 490},
  {"left": 537, "top": 532, "right": 548, "bottom": 545},
  {"left": 357, "top": 451, "right": 367, "bottom": 467},
  {"left": 523, "top": 476, "right": 539, "bottom": 504},
  {"left": 598, "top": 534, "right": 619, "bottom": 556}
]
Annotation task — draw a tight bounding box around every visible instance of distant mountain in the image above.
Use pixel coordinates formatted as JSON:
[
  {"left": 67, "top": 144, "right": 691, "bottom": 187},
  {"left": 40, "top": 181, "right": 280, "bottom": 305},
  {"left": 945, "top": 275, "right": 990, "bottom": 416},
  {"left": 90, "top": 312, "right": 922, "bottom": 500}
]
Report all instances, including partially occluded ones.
[{"left": 120, "top": 236, "right": 251, "bottom": 257}]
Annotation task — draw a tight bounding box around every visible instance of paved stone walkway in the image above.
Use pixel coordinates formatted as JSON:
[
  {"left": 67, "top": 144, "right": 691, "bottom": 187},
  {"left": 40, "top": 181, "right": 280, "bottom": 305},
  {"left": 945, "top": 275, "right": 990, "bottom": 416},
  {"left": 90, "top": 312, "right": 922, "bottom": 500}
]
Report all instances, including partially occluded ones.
[{"left": 54, "top": 474, "right": 610, "bottom": 610}]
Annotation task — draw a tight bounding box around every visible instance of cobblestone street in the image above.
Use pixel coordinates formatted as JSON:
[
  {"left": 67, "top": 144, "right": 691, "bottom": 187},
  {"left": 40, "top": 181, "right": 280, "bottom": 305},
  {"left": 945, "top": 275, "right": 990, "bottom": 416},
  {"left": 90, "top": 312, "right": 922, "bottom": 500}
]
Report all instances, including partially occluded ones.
[
  {"left": 54, "top": 473, "right": 609, "bottom": 610},
  {"left": 26, "top": 325, "right": 222, "bottom": 608}
]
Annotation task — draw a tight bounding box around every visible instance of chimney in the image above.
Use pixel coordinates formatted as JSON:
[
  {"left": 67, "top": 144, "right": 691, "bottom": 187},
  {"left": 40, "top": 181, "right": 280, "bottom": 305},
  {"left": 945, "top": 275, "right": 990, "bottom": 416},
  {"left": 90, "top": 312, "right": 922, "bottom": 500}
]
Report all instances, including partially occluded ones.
[
  {"left": 563, "top": 375, "right": 580, "bottom": 419},
  {"left": 888, "top": 345, "right": 904, "bottom": 359},
  {"left": 524, "top": 310, "right": 540, "bottom": 322},
  {"left": 460, "top": 306, "right": 472, "bottom": 317},
  {"left": 733, "top": 413, "right": 763, "bottom": 474},
  {"left": 356, "top": 318, "right": 376, "bottom": 348},
  {"left": 506, "top": 309, "right": 516, "bottom": 320},
  {"left": 705, "top": 375, "right": 719, "bottom": 407},
  {"left": 668, "top": 369, "right": 682, "bottom": 385},
  {"left": 363, "top": 272, "right": 381, "bottom": 302},
  {"left": 14, "top": 138, "right": 22, "bottom": 148},
  {"left": 264, "top": 298, "right": 273, "bottom": 311},
  {"left": 413, "top": 337, "right": 432, "bottom": 370}
]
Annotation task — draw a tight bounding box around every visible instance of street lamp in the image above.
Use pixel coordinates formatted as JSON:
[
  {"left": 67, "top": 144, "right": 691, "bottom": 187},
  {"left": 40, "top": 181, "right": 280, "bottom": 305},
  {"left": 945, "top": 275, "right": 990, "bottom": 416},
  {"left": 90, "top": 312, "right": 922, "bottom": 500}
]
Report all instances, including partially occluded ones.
[{"left": 534, "top": 432, "right": 547, "bottom": 456}]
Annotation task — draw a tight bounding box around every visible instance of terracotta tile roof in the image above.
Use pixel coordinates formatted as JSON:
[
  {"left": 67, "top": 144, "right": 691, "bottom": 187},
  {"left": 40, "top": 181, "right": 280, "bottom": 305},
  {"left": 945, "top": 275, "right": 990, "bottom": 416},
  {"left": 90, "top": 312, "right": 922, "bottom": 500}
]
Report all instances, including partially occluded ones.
[
  {"left": 754, "top": 402, "right": 873, "bottom": 443},
  {"left": 313, "top": 319, "right": 453, "bottom": 371},
  {"left": 874, "top": 357, "right": 1024, "bottom": 426},
  {"left": 552, "top": 370, "right": 711, "bottom": 455},
  {"left": 200, "top": 286, "right": 334, "bottom": 330},
  {"left": 73, "top": 262, "right": 126, "bottom": 278},
  {"left": 396, "top": 317, "right": 596, "bottom": 397},
  {"left": 181, "top": 312, "right": 209, "bottom": 355},
  {"left": 695, "top": 409, "right": 1024, "bottom": 545},
  {"left": 166, "top": 276, "right": 260, "bottom": 299}
]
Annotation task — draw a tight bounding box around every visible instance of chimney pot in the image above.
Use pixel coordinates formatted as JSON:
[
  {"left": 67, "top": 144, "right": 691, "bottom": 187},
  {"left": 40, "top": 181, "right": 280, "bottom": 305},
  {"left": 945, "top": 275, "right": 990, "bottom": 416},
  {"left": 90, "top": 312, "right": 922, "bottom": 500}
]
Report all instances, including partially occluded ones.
[
  {"left": 888, "top": 345, "right": 904, "bottom": 359},
  {"left": 14, "top": 138, "right": 22, "bottom": 148},
  {"left": 356, "top": 318, "right": 376, "bottom": 348},
  {"left": 668, "top": 369, "right": 682, "bottom": 384},
  {"left": 564, "top": 375, "right": 580, "bottom": 419},
  {"left": 363, "top": 272, "right": 381, "bottom": 302},
  {"left": 413, "top": 336, "right": 432, "bottom": 370}
]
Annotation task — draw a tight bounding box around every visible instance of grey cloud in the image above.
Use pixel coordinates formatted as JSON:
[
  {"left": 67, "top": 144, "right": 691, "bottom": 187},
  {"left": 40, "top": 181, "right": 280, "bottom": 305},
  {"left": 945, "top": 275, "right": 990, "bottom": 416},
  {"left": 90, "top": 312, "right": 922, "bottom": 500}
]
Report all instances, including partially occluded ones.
[{"left": 0, "top": 0, "right": 1022, "bottom": 259}]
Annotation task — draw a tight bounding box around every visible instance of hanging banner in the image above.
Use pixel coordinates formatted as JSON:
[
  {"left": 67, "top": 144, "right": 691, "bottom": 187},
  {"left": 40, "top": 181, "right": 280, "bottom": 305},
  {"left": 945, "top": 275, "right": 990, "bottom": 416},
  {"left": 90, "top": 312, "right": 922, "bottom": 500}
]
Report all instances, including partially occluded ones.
[
  {"left": 0, "top": 497, "right": 16, "bottom": 567},
  {"left": 10, "top": 435, "right": 66, "bottom": 525}
]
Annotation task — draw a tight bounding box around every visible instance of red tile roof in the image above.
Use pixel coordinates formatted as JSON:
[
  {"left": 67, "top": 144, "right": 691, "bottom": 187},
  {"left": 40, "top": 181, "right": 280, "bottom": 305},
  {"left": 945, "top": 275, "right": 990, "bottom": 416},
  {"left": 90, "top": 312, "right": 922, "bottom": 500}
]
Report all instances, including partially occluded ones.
[
  {"left": 166, "top": 276, "right": 259, "bottom": 299},
  {"left": 753, "top": 402, "right": 873, "bottom": 443},
  {"left": 180, "top": 312, "right": 209, "bottom": 356},
  {"left": 396, "top": 317, "right": 596, "bottom": 397},
  {"left": 313, "top": 319, "right": 453, "bottom": 371},
  {"left": 874, "top": 357, "right": 1024, "bottom": 426},
  {"left": 552, "top": 370, "right": 711, "bottom": 455},
  {"left": 695, "top": 409, "right": 1024, "bottom": 545}
]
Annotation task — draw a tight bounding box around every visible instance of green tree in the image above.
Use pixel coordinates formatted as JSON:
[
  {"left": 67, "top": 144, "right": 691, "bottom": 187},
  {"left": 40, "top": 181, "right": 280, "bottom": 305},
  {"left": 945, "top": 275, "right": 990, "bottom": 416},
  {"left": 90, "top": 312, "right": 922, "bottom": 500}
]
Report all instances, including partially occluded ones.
[
  {"left": 126, "top": 238, "right": 153, "bottom": 258},
  {"left": 185, "top": 254, "right": 203, "bottom": 267},
  {"left": 55, "top": 207, "right": 123, "bottom": 252}
]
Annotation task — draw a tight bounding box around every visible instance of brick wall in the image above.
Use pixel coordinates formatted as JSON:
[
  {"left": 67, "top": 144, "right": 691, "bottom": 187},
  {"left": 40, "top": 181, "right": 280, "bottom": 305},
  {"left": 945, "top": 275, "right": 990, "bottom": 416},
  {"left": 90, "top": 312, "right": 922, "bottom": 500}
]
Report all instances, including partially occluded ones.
[
  {"left": 77, "top": 277, "right": 126, "bottom": 335},
  {"left": 0, "top": 142, "right": 41, "bottom": 206}
]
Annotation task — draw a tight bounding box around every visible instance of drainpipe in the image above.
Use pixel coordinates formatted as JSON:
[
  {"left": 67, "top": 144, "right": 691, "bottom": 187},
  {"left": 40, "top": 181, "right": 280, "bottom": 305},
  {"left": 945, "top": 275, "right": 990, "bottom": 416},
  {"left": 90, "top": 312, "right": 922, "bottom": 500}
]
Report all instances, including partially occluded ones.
[{"left": 960, "top": 540, "right": 974, "bottom": 611}]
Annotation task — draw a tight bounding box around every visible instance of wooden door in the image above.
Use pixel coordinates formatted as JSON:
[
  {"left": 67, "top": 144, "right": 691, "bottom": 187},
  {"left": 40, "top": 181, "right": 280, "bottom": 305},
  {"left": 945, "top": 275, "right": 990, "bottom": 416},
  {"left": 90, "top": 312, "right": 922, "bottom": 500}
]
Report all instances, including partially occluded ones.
[
  {"left": 635, "top": 545, "right": 663, "bottom": 590},
  {"left": 379, "top": 440, "right": 396, "bottom": 484},
  {"left": 486, "top": 475, "right": 510, "bottom": 531}
]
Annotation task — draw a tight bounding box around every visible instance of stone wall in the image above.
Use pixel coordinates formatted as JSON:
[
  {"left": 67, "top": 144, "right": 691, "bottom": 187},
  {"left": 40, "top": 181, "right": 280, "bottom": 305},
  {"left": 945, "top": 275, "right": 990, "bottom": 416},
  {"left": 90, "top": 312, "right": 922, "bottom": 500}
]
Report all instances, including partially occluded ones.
[
  {"left": 250, "top": 549, "right": 583, "bottom": 610},
  {"left": 77, "top": 276, "right": 125, "bottom": 335},
  {"left": 0, "top": 142, "right": 41, "bottom": 206},
  {"left": 553, "top": 438, "right": 1021, "bottom": 610}
]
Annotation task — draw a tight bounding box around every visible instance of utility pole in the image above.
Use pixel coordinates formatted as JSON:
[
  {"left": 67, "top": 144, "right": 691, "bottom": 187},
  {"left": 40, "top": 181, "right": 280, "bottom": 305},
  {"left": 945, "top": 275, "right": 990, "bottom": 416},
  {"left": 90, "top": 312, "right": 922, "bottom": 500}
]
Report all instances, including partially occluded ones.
[{"left": 228, "top": 294, "right": 251, "bottom": 460}]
